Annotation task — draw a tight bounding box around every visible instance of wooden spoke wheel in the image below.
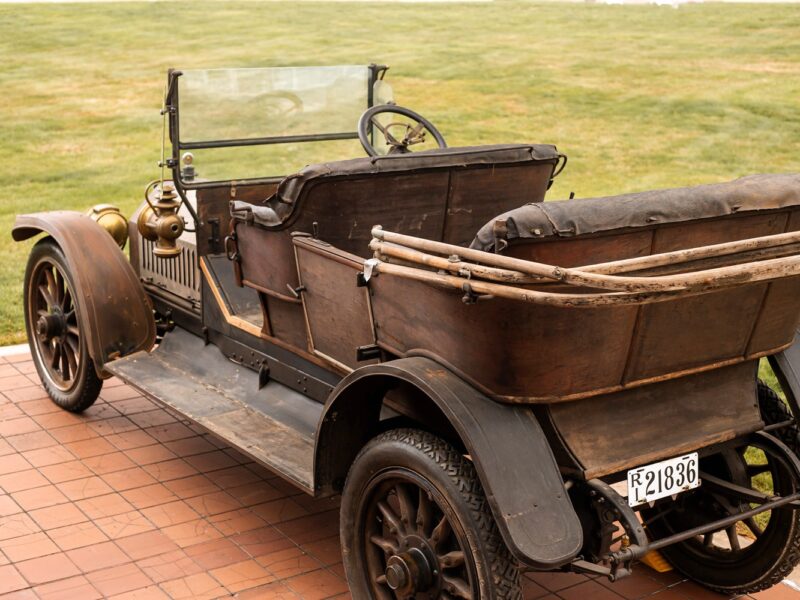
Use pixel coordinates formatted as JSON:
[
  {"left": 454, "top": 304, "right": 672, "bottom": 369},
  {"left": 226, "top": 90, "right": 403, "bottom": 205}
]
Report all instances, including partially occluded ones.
[
  {"left": 642, "top": 383, "right": 800, "bottom": 594},
  {"left": 24, "top": 240, "right": 102, "bottom": 412},
  {"left": 340, "top": 429, "right": 522, "bottom": 600},
  {"left": 364, "top": 474, "right": 474, "bottom": 599}
]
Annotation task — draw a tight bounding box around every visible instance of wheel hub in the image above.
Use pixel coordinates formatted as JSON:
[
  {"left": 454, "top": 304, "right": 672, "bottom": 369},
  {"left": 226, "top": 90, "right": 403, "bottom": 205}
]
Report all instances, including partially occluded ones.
[
  {"left": 36, "top": 311, "right": 65, "bottom": 342},
  {"left": 384, "top": 548, "right": 433, "bottom": 595},
  {"left": 362, "top": 476, "right": 476, "bottom": 599}
]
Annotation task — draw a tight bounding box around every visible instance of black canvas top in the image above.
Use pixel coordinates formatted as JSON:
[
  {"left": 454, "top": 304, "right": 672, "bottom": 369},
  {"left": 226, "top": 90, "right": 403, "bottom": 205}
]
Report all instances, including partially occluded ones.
[{"left": 471, "top": 173, "right": 800, "bottom": 251}]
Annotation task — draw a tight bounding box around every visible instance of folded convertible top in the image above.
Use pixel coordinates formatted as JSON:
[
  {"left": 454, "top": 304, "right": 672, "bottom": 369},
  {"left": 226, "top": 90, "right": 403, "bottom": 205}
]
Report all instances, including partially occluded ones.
[{"left": 471, "top": 173, "right": 800, "bottom": 251}]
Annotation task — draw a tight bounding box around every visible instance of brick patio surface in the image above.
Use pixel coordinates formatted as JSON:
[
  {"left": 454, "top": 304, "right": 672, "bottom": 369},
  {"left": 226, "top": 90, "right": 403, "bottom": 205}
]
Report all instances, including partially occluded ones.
[{"left": 1, "top": 349, "right": 799, "bottom": 600}]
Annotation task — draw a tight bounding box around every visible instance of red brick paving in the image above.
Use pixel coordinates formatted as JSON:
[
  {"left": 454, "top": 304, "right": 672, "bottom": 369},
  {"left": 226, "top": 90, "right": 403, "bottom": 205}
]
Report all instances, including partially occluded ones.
[{"left": 0, "top": 350, "right": 799, "bottom": 599}]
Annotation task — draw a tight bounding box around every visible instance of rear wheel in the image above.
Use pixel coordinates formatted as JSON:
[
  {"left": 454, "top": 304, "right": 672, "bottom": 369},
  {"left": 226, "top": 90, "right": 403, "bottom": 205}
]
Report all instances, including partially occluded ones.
[
  {"left": 340, "top": 428, "right": 521, "bottom": 600},
  {"left": 758, "top": 381, "right": 800, "bottom": 454},
  {"left": 24, "top": 239, "right": 102, "bottom": 412},
  {"left": 643, "top": 381, "right": 800, "bottom": 594}
]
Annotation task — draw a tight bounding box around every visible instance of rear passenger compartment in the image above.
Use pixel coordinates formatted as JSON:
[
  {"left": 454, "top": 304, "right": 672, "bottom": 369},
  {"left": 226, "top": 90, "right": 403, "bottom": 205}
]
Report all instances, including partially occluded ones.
[{"left": 368, "top": 173, "right": 800, "bottom": 401}]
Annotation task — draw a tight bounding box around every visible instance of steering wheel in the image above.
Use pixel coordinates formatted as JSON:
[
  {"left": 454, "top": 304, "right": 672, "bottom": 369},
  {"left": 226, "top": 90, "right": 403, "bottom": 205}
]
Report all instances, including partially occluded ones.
[{"left": 358, "top": 105, "right": 447, "bottom": 157}]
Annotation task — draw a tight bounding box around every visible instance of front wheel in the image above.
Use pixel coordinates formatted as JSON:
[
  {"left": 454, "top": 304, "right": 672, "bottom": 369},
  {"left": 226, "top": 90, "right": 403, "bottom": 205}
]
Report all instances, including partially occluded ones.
[
  {"left": 24, "top": 239, "right": 102, "bottom": 412},
  {"left": 340, "top": 428, "right": 522, "bottom": 600}
]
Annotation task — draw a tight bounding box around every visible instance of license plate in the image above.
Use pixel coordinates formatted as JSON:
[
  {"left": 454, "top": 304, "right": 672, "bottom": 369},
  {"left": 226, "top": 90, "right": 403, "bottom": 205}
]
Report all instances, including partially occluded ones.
[{"left": 627, "top": 452, "right": 700, "bottom": 507}]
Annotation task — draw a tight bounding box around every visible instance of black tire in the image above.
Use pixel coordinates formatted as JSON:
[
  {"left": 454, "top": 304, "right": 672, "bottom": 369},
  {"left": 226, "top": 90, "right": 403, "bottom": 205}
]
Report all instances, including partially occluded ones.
[
  {"left": 758, "top": 381, "right": 800, "bottom": 454},
  {"left": 644, "top": 380, "right": 800, "bottom": 594},
  {"left": 341, "top": 428, "right": 522, "bottom": 600},
  {"left": 24, "top": 239, "right": 102, "bottom": 412}
]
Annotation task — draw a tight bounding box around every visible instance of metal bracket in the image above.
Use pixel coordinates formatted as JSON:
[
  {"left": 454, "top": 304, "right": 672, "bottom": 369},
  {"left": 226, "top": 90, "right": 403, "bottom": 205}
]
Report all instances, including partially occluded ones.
[
  {"left": 356, "top": 344, "right": 382, "bottom": 362},
  {"left": 207, "top": 217, "right": 221, "bottom": 251},
  {"left": 286, "top": 284, "right": 306, "bottom": 299},
  {"left": 570, "top": 559, "right": 614, "bottom": 579},
  {"left": 461, "top": 283, "right": 479, "bottom": 305},
  {"left": 361, "top": 258, "right": 380, "bottom": 283},
  {"left": 583, "top": 479, "right": 648, "bottom": 548},
  {"left": 258, "top": 362, "right": 271, "bottom": 390},
  {"left": 224, "top": 235, "right": 240, "bottom": 263}
]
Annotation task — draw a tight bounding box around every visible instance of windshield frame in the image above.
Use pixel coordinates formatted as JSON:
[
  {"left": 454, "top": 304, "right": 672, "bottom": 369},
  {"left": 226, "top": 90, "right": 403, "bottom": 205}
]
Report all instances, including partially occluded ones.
[{"left": 165, "top": 64, "right": 388, "bottom": 192}]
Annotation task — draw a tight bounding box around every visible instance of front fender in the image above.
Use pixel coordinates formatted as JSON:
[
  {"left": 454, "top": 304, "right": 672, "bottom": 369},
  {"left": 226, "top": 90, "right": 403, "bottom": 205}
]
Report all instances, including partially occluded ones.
[
  {"left": 13, "top": 211, "right": 156, "bottom": 377},
  {"left": 314, "top": 357, "right": 583, "bottom": 569}
]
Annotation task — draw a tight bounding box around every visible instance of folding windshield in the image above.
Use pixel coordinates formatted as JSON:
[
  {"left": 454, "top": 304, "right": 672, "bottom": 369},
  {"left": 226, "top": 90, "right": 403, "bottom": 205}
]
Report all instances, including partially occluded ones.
[{"left": 169, "top": 65, "right": 391, "bottom": 186}]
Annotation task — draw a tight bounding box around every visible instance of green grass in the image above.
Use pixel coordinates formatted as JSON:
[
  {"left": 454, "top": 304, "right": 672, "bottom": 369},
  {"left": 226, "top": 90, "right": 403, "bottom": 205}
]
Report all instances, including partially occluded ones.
[{"left": 2, "top": 0, "right": 800, "bottom": 343}]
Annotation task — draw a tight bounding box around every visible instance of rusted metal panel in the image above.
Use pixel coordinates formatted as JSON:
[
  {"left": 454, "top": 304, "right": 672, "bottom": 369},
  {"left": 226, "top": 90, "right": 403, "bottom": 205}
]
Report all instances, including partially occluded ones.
[
  {"left": 13, "top": 211, "right": 156, "bottom": 375},
  {"left": 200, "top": 256, "right": 337, "bottom": 377},
  {"left": 369, "top": 274, "right": 638, "bottom": 401},
  {"left": 195, "top": 182, "right": 279, "bottom": 256},
  {"left": 650, "top": 211, "right": 789, "bottom": 254},
  {"left": 747, "top": 278, "right": 800, "bottom": 353},
  {"left": 296, "top": 171, "right": 451, "bottom": 255},
  {"left": 506, "top": 229, "right": 655, "bottom": 268},
  {"left": 261, "top": 294, "right": 309, "bottom": 351},
  {"left": 315, "top": 357, "right": 583, "bottom": 569},
  {"left": 443, "top": 163, "right": 556, "bottom": 246},
  {"left": 235, "top": 225, "right": 299, "bottom": 293},
  {"left": 549, "top": 361, "right": 763, "bottom": 478},
  {"left": 294, "top": 237, "right": 376, "bottom": 371},
  {"left": 623, "top": 283, "right": 770, "bottom": 381}
]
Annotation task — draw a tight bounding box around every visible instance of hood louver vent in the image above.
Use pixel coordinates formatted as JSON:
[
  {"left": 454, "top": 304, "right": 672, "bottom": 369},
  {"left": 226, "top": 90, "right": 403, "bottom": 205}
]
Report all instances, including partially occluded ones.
[{"left": 138, "top": 237, "right": 201, "bottom": 310}]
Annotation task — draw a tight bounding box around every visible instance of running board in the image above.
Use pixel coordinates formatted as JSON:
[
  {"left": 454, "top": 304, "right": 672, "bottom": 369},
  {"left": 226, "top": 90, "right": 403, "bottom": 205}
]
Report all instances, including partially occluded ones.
[{"left": 105, "top": 327, "right": 320, "bottom": 494}]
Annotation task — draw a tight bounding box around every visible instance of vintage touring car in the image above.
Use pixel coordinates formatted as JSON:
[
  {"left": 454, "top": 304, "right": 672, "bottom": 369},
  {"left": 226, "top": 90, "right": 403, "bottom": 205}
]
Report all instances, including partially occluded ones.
[{"left": 13, "top": 65, "right": 800, "bottom": 599}]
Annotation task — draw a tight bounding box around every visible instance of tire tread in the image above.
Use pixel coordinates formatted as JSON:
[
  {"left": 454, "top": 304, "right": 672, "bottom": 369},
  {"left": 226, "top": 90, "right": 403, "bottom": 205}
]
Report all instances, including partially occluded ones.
[
  {"left": 24, "top": 239, "right": 102, "bottom": 414},
  {"left": 348, "top": 428, "right": 522, "bottom": 599}
]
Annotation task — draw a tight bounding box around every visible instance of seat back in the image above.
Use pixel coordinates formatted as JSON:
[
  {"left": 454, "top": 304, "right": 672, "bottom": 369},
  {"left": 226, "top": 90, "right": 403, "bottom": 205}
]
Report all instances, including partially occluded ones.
[{"left": 243, "top": 144, "right": 562, "bottom": 253}]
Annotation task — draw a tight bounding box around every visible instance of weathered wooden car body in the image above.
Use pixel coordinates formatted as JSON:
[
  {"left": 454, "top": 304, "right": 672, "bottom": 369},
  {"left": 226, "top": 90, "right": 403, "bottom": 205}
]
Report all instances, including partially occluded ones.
[{"left": 14, "top": 65, "right": 800, "bottom": 598}]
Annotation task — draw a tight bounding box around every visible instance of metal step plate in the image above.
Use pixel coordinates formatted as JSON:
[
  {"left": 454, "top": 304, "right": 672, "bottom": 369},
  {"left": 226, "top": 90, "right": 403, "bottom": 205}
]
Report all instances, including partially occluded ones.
[{"left": 106, "top": 328, "right": 320, "bottom": 493}]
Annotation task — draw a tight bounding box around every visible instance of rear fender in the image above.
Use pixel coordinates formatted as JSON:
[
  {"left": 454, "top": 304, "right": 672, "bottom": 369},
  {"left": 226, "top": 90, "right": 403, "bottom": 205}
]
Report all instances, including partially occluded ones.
[
  {"left": 13, "top": 211, "right": 156, "bottom": 377},
  {"left": 314, "top": 356, "right": 583, "bottom": 569}
]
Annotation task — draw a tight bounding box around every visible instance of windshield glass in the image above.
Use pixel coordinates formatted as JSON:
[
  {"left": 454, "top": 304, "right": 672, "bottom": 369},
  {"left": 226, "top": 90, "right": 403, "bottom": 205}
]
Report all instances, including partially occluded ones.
[{"left": 178, "top": 66, "right": 374, "bottom": 143}]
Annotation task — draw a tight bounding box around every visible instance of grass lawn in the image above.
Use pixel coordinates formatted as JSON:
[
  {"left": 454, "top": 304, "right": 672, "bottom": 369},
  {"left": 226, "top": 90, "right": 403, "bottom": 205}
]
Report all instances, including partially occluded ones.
[{"left": 1, "top": 0, "right": 799, "bottom": 345}]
